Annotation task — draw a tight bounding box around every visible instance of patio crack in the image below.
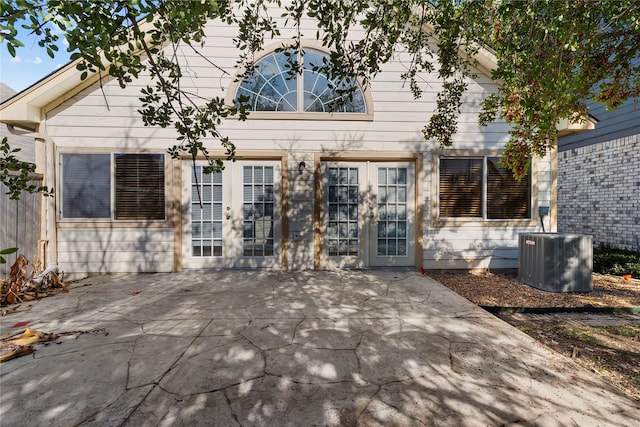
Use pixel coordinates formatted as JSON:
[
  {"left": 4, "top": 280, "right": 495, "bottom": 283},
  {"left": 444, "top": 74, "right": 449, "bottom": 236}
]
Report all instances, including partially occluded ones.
[
  {"left": 66, "top": 386, "right": 150, "bottom": 427},
  {"left": 420, "top": 292, "right": 432, "bottom": 304},
  {"left": 358, "top": 378, "right": 431, "bottom": 427},
  {"left": 290, "top": 314, "right": 307, "bottom": 344},
  {"left": 120, "top": 318, "right": 215, "bottom": 426},
  {"left": 150, "top": 373, "right": 267, "bottom": 398},
  {"left": 353, "top": 331, "right": 365, "bottom": 374},
  {"left": 34, "top": 338, "right": 135, "bottom": 361},
  {"left": 357, "top": 385, "right": 382, "bottom": 424},
  {"left": 223, "top": 388, "right": 243, "bottom": 426},
  {"left": 447, "top": 339, "right": 462, "bottom": 375}
]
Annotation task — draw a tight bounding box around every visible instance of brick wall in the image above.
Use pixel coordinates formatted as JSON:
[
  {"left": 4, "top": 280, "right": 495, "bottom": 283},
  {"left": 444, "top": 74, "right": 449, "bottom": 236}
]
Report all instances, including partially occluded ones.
[{"left": 557, "top": 134, "right": 639, "bottom": 250}]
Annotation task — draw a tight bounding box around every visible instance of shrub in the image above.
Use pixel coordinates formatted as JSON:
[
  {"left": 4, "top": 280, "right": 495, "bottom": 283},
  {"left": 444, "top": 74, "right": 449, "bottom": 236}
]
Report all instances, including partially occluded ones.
[{"left": 593, "top": 247, "right": 640, "bottom": 279}]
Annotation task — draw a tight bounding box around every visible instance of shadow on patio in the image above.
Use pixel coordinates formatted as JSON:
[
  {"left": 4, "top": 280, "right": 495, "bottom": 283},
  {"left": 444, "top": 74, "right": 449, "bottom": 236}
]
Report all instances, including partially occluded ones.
[{"left": 1, "top": 270, "right": 638, "bottom": 426}]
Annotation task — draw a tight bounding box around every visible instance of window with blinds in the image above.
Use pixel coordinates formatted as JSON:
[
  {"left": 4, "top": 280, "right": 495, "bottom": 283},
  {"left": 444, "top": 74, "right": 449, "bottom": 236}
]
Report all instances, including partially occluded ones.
[
  {"left": 439, "top": 158, "right": 482, "bottom": 218},
  {"left": 115, "top": 154, "right": 165, "bottom": 220},
  {"left": 486, "top": 157, "right": 530, "bottom": 219},
  {"left": 439, "top": 156, "right": 531, "bottom": 220},
  {"left": 61, "top": 153, "right": 165, "bottom": 220}
]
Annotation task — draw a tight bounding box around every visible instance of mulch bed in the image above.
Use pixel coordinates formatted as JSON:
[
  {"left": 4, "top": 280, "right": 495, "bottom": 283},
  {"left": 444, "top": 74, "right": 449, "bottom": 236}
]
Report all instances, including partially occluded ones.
[{"left": 427, "top": 272, "right": 640, "bottom": 308}]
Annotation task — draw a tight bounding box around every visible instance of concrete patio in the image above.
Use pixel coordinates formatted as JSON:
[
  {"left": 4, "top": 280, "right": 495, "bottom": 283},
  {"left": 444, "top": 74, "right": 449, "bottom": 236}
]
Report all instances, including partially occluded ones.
[{"left": 0, "top": 270, "right": 638, "bottom": 426}]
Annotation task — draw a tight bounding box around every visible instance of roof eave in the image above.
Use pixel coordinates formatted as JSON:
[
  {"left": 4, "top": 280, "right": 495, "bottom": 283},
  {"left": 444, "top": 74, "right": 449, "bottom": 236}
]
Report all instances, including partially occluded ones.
[
  {"left": 556, "top": 115, "right": 598, "bottom": 138},
  {"left": 0, "top": 60, "right": 86, "bottom": 127},
  {"left": 0, "top": 17, "right": 158, "bottom": 128}
]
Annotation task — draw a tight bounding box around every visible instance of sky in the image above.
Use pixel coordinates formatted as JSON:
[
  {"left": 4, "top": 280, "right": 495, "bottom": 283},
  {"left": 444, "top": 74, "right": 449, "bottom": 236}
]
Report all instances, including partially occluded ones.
[{"left": 0, "top": 24, "right": 73, "bottom": 94}]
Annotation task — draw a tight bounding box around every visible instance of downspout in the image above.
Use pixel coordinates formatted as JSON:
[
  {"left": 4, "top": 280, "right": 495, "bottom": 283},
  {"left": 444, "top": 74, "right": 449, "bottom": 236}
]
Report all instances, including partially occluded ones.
[{"left": 7, "top": 123, "right": 58, "bottom": 269}]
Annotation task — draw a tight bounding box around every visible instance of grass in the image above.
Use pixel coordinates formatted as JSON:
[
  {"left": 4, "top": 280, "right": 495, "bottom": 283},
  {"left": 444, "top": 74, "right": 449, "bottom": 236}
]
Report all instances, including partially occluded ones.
[
  {"left": 512, "top": 321, "right": 640, "bottom": 400},
  {"left": 605, "top": 325, "right": 640, "bottom": 338}
]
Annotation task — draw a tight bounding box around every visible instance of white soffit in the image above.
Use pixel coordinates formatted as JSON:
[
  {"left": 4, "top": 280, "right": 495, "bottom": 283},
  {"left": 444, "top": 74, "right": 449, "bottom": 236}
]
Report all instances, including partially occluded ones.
[{"left": 556, "top": 116, "right": 598, "bottom": 138}]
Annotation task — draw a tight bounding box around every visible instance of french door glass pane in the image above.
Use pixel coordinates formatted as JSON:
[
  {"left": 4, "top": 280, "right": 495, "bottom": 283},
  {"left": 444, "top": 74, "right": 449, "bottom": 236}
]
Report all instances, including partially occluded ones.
[
  {"left": 242, "top": 166, "right": 275, "bottom": 257},
  {"left": 377, "top": 167, "right": 409, "bottom": 256},
  {"left": 191, "top": 166, "right": 223, "bottom": 257},
  {"left": 327, "top": 167, "right": 359, "bottom": 256}
]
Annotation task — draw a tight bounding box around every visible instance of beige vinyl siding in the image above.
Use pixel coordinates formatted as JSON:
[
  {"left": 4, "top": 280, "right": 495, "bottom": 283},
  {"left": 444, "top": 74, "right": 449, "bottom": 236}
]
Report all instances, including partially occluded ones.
[
  {"left": 423, "top": 249, "right": 520, "bottom": 270},
  {"left": 285, "top": 163, "right": 315, "bottom": 270},
  {"left": 1, "top": 84, "right": 35, "bottom": 163},
  {"left": 56, "top": 227, "right": 174, "bottom": 277},
  {"left": 536, "top": 150, "right": 554, "bottom": 208},
  {"left": 422, "top": 228, "right": 531, "bottom": 270}
]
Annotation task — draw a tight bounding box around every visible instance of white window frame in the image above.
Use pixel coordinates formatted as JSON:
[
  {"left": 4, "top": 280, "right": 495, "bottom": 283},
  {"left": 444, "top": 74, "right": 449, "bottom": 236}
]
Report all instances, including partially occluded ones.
[
  {"left": 436, "top": 154, "right": 534, "bottom": 224},
  {"left": 59, "top": 152, "right": 167, "bottom": 222}
]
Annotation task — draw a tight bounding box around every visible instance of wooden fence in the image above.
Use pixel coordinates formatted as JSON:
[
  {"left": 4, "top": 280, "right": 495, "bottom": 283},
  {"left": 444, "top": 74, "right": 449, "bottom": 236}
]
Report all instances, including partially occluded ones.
[{"left": 0, "top": 178, "right": 43, "bottom": 279}]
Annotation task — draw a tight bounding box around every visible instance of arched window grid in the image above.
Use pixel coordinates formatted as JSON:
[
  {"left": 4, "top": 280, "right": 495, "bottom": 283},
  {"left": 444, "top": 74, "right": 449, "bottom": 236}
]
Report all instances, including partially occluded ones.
[{"left": 233, "top": 47, "right": 369, "bottom": 117}]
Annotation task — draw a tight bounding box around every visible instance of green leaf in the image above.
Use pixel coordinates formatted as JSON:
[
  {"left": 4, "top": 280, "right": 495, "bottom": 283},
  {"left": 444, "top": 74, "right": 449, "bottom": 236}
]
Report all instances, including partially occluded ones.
[
  {"left": 0, "top": 248, "right": 18, "bottom": 263},
  {"left": 2, "top": 0, "right": 637, "bottom": 178}
]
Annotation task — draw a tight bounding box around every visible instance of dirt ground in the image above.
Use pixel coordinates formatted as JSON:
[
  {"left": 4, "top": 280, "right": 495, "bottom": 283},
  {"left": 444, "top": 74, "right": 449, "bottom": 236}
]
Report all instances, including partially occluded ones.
[
  {"left": 427, "top": 271, "right": 640, "bottom": 308},
  {"left": 428, "top": 271, "right": 640, "bottom": 401}
]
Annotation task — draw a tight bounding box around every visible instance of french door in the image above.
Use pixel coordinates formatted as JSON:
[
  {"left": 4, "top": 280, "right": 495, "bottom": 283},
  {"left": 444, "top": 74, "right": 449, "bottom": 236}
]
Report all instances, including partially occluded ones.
[
  {"left": 319, "top": 161, "right": 416, "bottom": 268},
  {"left": 182, "top": 160, "right": 281, "bottom": 268}
]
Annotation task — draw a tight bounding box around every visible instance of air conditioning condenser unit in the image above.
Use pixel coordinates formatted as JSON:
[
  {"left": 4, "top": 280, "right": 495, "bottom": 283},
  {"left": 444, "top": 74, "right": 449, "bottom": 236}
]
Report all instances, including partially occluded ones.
[{"left": 518, "top": 233, "right": 592, "bottom": 292}]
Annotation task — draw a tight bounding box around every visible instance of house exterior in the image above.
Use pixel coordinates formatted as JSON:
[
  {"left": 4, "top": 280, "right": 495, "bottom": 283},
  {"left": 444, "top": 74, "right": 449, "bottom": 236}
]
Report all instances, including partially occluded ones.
[
  {"left": 557, "top": 98, "right": 640, "bottom": 251},
  {"left": 0, "top": 13, "right": 586, "bottom": 277}
]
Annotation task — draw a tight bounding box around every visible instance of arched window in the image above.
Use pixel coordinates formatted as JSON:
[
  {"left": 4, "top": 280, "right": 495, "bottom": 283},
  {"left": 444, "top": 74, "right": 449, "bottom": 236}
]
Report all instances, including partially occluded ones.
[{"left": 234, "top": 48, "right": 367, "bottom": 114}]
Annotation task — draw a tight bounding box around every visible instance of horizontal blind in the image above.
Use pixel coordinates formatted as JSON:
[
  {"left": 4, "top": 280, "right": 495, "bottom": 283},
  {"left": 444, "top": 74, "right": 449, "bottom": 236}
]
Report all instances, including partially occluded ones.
[
  {"left": 486, "top": 157, "right": 531, "bottom": 219},
  {"left": 115, "top": 154, "right": 165, "bottom": 220},
  {"left": 439, "top": 158, "right": 482, "bottom": 218}
]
